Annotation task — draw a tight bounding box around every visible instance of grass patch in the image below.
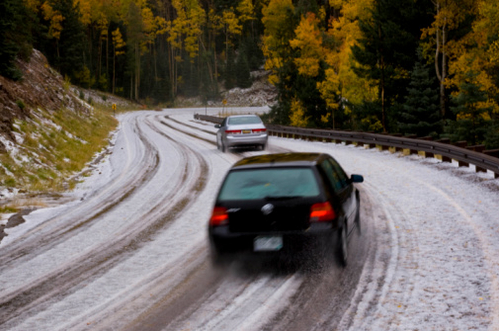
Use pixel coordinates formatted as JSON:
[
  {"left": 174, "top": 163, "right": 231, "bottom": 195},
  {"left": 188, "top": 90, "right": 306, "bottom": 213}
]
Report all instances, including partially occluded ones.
[
  {"left": 0, "top": 106, "right": 117, "bottom": 193},
  {"left": 0, "top": 198, "right": 49, "bottom": 215},
  {"left": 0, "top": 205, "right": 18, "bottom": 214},
  {"left": 16, "top": 100, "right": 26, "bottom": 110}
]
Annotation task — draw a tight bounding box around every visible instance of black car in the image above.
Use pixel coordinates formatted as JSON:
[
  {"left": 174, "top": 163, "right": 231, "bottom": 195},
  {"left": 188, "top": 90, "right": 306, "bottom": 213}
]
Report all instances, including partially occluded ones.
[{"left": 208, "top": 152, "right": 363, "bottom": 266}]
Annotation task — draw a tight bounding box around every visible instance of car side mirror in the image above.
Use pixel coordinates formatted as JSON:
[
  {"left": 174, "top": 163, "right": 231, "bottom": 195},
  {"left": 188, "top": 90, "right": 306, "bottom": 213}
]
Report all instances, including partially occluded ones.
[
  {"left": 350, "top": 174, "right": 364, "bottom": 183},
  {"left": 214, "top": 124, "right": 221, "bottom": 129}
]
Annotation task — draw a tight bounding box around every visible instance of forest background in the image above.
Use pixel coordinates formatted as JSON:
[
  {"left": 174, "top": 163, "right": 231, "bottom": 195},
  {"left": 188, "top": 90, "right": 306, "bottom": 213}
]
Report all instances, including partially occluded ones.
[{"left": 2, "top": 0, "right": 499, "bottom": 148}]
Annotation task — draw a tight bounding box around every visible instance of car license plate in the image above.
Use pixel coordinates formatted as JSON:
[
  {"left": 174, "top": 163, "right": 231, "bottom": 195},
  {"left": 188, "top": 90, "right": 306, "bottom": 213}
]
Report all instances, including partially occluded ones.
[
  {"left": 242, "top": 130, "right": 251, "bottom": 134},
  {"left": 254, "top": 236, "right": 283, "bottom": 251}
]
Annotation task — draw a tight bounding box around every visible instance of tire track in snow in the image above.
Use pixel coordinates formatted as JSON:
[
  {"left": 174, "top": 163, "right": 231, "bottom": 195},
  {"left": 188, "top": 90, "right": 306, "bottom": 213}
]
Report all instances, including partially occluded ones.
[
  {"left": 59, "top": 114, "right": 233, "bottom": 331},
  {"left": 0, "top": 113, "right": 210, "bottom": 329},
  {"left": 340, "top": 183, "right": 420, "bottom": 330},
  {"left": 0, "top": 115, "right": 158, "bottom": 267}
]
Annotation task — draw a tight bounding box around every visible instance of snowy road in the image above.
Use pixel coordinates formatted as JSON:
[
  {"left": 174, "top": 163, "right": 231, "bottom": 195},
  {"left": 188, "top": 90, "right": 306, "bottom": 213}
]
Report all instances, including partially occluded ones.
[{"left": 1, "top": 108, "right": 499, "bottom": 331}]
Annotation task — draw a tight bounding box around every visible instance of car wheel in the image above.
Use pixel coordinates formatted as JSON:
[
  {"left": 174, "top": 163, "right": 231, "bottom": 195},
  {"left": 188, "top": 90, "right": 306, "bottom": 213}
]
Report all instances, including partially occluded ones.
[
  {"left": 216, "top": 138, "right": 221, "bottom": 151},
  {"left": 355, "top": 196, "right": 361, "bottom": 234},
  {"left": 337, "top": 223, "right": 348, "bottom": 267},
  {"left": 209, "top": 239, "right": 229, "bottom": 267},
  {"left": 261, "top": 143, "right": 267, "bottom": 151},
  {"left": 221, "top": 141, "right": 227, "bottom": 153}
]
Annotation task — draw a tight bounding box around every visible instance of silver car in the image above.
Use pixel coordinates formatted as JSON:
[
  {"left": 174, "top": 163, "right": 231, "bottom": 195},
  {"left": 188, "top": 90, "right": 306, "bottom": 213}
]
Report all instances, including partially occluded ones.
[{"left": 215, "top": 115, "right": 268, "bottom": 152}]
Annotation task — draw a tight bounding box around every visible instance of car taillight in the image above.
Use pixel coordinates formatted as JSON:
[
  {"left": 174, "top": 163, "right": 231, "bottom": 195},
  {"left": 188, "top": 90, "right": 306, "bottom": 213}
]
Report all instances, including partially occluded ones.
[
  {"left": 252, "top": 128, "right": 267, "bottom": 133},
  {"left": 209, "top": 206, "right": 229, "bottom": 226},
  {"left": 310, "top": 202, "right": 336, "bottom": 222},
  {"left": 225, "top": 130, "right": 241, "bottom": 134}
]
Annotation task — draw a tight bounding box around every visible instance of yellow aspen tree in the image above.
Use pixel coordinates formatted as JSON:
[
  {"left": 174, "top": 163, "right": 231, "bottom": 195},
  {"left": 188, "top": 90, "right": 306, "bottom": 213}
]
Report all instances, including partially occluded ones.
[
  {"left": 289, "top": 98, "right": 309, "bottom": 127},
  {"left": 317, "top": 0, "right": 376, "bottom": 129},
  {"left": 142, "top": 7, "right": 156, "bottom": 53},
  {"left": 142, "top": 6, "right": 167, "bottom": 81},
  {"left": 75, "top": 0, "right": 92, "bottom": 26},
  {"left": 261, "top": 0, "right": 295, "bottom": 86},
  {"left": 289, "top": 13, "right": 323, "bottom": 77},
  {"left": 125, "top": 0, "right": 145, "bottom": 100},
  {"left": 41, "top": 1, "right": 64, "bottom": 57},
  {"left": 167, "top": 0, "right": 205, "bottom": 96},
  {"left": 221, "top": 9, "right": 242, "bottom": 65},
  {"left": 97, "top": 14, "right": 109, "bottom": 78},
  {"left": 237, "top": 0, "right": 255, "bottom": 23},
  {"left": 112, "top": 27, "right": 125, "bottom": 94},
  {"left": 421, "top": 0, "right": 477, "bottom": 119},
  {"left": 24, "top": 0, "right": 41, "bottom": 13},
  {"left": 183, "top": 0, "right": 205, "bottom": 60},
  {"left": 206, "top": 8, "right": 222, "bottom": 84},
  {"left": 447, "top": 0, "right": 499, "bottom": 114}
]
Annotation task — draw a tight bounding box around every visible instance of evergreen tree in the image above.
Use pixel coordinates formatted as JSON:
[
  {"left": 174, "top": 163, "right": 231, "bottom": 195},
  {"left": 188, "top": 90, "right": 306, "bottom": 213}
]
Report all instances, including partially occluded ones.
[
  {"left": 224, "top": 49, "right": 236, "bottom": 90},
  {"left": 351, "top": 0, "right": 434, "bottom": 132},
  {"left": 484, "top": 121, "right": 499, "bottom": 149},
  {"left": 448, "top": 71, "right": 492, "bottom": 145},
  {"left": 235, "top": 52, "right": 252, "bottom": 88},
  {"left": 50, "top": 0, "right": 85, "bottom": 81},
  {"left": 399, "top": 51, "right": 441, "bottom": 137},
  {"left": 0, "top": 0, "right": 30, "bottom": 80}
]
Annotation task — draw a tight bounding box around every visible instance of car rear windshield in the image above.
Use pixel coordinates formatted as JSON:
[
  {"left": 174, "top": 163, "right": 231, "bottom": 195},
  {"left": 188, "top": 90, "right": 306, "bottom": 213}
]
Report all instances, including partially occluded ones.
[
  {"left": 228, "top": 116, "right": 262, "bottom": 125},
  {"left": 218, "top": 168, "right": 320, "bottom": 201}
]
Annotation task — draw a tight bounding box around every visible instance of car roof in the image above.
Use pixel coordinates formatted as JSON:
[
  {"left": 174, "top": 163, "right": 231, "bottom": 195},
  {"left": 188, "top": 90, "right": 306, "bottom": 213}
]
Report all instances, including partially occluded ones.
[
  {"left": 226, "top": 114, "right": 260, "bottom": 118},
  {"left": 231, "top": 153, "right": 327, "bottom": 170}
]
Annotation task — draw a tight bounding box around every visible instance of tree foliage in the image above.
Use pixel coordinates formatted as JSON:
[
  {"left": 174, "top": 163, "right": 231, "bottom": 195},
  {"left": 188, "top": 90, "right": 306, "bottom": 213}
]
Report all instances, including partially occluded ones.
[
  {"left": 0, "top": 0, "right": 31, "bottom": 80},
  {"left": 399, "top": 51, "right": 441, "bottom": 138},
  {"left": 1, "top": 0, "right": 499, "bottom": 148},
  {"left": 448, "top": 71, "right": 493, "bottom": 145}
]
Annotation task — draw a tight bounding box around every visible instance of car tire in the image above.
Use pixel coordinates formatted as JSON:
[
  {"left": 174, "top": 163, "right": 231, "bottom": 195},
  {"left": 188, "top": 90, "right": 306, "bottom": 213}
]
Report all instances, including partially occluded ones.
[
  {"left": 216, "top": 138, "right": 221, "bottom": 151},
  {"left": 209, "top": 239, "right": 229, "bottom": 267},
  {"left": 261, "top": 143, "right": 267, "bottom": 151},
  {"left": 355, "top": 196, "right": 361, "bottom": 234},
  {"left": 221, "top": 141, "right": 227, "bottom": 153},
  {"left": 337, "top": 223, "right": 348, "bottom": 267}
]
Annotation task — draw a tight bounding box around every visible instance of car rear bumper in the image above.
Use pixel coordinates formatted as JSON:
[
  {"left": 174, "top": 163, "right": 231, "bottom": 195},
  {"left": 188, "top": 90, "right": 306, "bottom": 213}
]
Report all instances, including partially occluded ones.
[
  {"left": 225, "top": 134, "right": 268, "bottom": 148},
  {"left": 209, "top": 223, "right": 337, "bottom": 253}
]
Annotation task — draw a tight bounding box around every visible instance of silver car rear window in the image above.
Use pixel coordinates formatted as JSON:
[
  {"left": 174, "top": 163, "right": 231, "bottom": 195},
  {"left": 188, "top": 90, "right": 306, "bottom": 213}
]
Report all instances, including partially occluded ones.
[
  {"left": 218, "top": 168, "right": 320, "bottom": 200},
  {"left": 227, "top": 116, "right": 262, "bottom": 125}
]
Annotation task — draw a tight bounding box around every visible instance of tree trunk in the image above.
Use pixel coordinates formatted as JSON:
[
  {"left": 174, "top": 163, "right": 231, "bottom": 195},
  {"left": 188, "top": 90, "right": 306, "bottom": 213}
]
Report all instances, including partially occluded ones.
[
  {"left": 112, "top": 49, "right": 115, "bottom": 94},
  {"left": 153, "top": 41, "right": 158, "bottom": 81},
  {"left": 378, "top": 24, "right": 386, "bottom": 132},
  {"left": 214, "top": 36, "right": 218, "bottom": 88},
  {"left": 98, "top": 29, "right": 102, "bottom": 79},
  {"left": 135, "top": 43, "right": 140, "bottom": 100},
  {"left": 106, "top": 27, "right": 109, "bottom": 86},
  {"left": 440, "top": 23, "right": 447, "bottom": 119},
  {"left": 434, "top": 1, "right": 447, "bottom": 120}
]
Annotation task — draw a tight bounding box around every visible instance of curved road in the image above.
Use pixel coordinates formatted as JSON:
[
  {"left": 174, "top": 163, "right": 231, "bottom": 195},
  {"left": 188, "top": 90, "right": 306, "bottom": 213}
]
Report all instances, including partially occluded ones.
[{"left": 0, "top": 108, "right": 498, "bottom": 331}]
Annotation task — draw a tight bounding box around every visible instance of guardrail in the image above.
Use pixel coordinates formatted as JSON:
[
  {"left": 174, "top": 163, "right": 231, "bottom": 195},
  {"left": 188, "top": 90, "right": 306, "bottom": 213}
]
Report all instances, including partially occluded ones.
[{"left": 194, "top": 113, "right": 499, "bottom": 178}]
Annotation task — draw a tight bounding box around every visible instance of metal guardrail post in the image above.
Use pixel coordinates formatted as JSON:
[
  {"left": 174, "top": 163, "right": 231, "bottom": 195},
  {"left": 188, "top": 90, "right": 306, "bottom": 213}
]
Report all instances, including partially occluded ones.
[
  {"left": 466, "top": 145, "right": 486, "bottom": 172},
  {"left": 420, "top": 137, "right": 434, "bottom": 158},
  {"left": 435, "top": 138, "right": 452, "bottom": 163},
  {"left": 454, "top": 141, "right": 469, "bottom": 167}
]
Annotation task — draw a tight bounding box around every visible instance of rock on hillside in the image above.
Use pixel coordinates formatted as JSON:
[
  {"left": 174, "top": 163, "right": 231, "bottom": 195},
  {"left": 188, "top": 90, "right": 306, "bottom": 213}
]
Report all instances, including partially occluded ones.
[
  {"left": 176, "top": 70, "right": 277, "bottom": 108},
  {"left": 220, "top": 70, "right": 277, "bottom": 107}
]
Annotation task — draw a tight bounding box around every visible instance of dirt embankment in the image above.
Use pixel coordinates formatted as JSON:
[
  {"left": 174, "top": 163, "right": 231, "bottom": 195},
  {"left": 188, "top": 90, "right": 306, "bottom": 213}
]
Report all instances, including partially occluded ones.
[
  {"left": 0, "top": 49, "right": 128, "bottom": 241},
  {"left": 0, "top": 50, "right": 92, "bottom": 150}
]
